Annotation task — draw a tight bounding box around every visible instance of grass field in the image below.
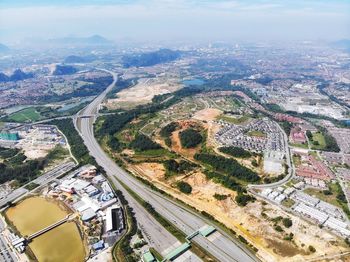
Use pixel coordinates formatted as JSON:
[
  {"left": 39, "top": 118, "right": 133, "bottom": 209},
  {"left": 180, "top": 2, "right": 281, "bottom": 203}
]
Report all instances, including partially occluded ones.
[
  {"left": 217, "top": 115, "right": 250, "bottom": 125},
  {"left": 246, "top": 130, "right": 266, "bottom": 138},
  {"left": 290, "top": 142, "right": 309, "bottom": 149},
  {"left": 8, "top": 107, "right": 41, "bottom": 122},
  {"left": 311, "top": 132, "right": 326, "bottom": 150},
  {"left": 304, "top": 184, "right": 341, "bottom": 209}
]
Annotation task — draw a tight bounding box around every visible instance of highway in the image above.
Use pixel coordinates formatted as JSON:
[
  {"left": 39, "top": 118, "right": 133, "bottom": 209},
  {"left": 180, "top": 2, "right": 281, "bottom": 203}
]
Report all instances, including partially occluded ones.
[{"left": 76, "top": 69, "right": 259, "bottom": 262}]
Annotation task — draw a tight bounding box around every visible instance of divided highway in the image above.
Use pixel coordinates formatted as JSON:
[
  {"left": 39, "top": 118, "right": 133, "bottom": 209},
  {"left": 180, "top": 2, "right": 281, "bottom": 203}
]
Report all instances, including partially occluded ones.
[{"left": 76, "top": 70, "right": 259, "bottom": 262}]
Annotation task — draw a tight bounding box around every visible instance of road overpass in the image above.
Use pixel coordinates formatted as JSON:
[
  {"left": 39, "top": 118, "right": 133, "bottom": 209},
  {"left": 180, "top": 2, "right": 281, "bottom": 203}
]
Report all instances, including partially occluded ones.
[{"left": 76, "top": 69, "right": 259, "bottom": 262}]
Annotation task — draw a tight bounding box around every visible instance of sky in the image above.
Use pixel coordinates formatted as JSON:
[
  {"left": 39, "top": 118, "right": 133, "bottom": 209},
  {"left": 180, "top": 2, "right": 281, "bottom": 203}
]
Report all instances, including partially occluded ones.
[{"left": 0, "top": 0, "right": 349, "bottom": 44}]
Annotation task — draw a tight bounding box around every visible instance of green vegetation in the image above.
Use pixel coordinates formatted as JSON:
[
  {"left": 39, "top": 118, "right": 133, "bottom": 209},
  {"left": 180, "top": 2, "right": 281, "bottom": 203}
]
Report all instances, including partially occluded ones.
[
  {"left": 48, "top": 119, "right": 97, "bottom": 166},
  {"left": 114, "top": 206, "right": 139, "bottom": 262},
  {"left": 179, "top": 128, "right": 203, "bottom": 148},
  {"left": 53, "top": 64, "right": 77, "bottom": 75},
  {"left": 282, "top": 217, "right": 293, "bottom": 228},
  {"left": 283, "top": 233, "right": 294, "bottom": 241},
  {"left": 0, "top": 146, "right": 60, "bottom": 186},
  {"left": 281, "top": 198, "right": 295, "bottom": 208},
  {"left": 279, "top": 121, "right": 293, "bottom": 136},
  {"left": 160, "top": 122, "right": 178, "bottom": 137},
  {"left": 204, "top": 170, "right": 244, "bottom": 192},
  {"left": 130, "top": 134, "right": 162, "bottom": 151},
  {"left": 310, "top": 132, "right": 326, "bottom": 150},
  {"left": 24, "top": 182, "right": 40, "bottom": 191},
  {"left": 0, "top": 153, "right": 44, "bottom": 185},
  {"left": 177, "top": 181, "right": 192, "bottom": 194},
  {"left": 163, "top": 159, "right": 195, "bottom": 176},
  {"left": 304, "top": 183, "right": 350, "bottom": 219},
  {"left": 218, "top": 115, "right": 250, "bottom": 124},
  {"left": 274, "top": 225, "right": 284, "bottom": 232},
  {"left": 219, "top": 146, "right": 252, "bottom": 158},
  {"left": 7, "top": 107, "right": 41, "bottom": 122},
  {"left": 195, "top": 153, "right": 260, "bottom": 183},
  {"left": 307, "top": 128, "right": 340, "bottom": 152},
  {"left": 213, "top": 193, "right": 229, "bottom": 200},
  {"left": 0, "top": 147, "right": 20, "bottom": 159},
  {"left": 246, "top": 130, "right": 266, "bottom": 138},
  {"left": 235, "top": 193, "right": 255, "bottom": 206},
  {"left": 122, "top": 49, "right": 181, "bottom": 68},
  {"left": 308, "top": 245, "right": 316, "bottom": 253},
  {"left": 108, "top": 136, "right": 122, "bottom": 151}
]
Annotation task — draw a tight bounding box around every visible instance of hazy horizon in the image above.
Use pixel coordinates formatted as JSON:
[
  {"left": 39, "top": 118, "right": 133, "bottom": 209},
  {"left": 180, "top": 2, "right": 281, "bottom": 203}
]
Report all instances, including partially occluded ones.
[{"left": 0, "top": 0, "right": 349, "bottom": 45}]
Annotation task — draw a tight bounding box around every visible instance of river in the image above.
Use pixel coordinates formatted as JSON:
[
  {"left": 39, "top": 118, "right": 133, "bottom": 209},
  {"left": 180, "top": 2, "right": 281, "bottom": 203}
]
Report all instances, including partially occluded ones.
[{"left": 5, "top": 197, "right": 85, "bottom": 262}]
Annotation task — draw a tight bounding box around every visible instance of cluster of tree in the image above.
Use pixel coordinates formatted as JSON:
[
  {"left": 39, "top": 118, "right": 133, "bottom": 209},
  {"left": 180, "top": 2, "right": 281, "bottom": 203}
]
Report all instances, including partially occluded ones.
[
  {"left": 122, "top": 49, "right": 182, "bottom": 68},
  {"left": 130, "top": 134, "right": 162, "bottom": 151},
  {"left": 163, "top": 159, "right": 195, "bottom": 174},
  {"left": 0, "top": 147, "right": 20, "bottom": 159},
  {"left": 179, "top": 128, "right": 203, "bottom": 148},
  {"left": 195, "top": 153, "right": 260, "bottom": 183},
  {"left": 98, "top": 86, "right": 202, "bottom": 138},
  {"left": 108, "top": 136, "right": 122, "bottom": 151},
  {"left": 0, "top": 69, "right": 34, "bottom": 82},
  {"left": 279, "top": 121, "right": 293, "bottom": 136},
  {"left": 263, "top": 174, "right": 286, "bottom": 184},
  {"left": 119, "top": 206, "right": 138, "bottom": 261},
  {"left": 213, "top": 193, "right": 229, "bottom": 200},
  {"left": 282, "top": 217, "right": 293, "bottom": 228},
  {"left": 318, "top": 126, "right": 340, "bottom": 152},
  {"left": 53, "top": 64, "right": 78, "bottom": 75},
  {"left": 42, "top": 76, "right": 113, "bottom": 103},
  {"left": 160, "top": 122, "right": 178, "bottom": 137},
  {"left": 204, "top": 170, "right": 245, "bottom": 192},
  {"left": 176, "top": 181, "right": 192, "bottom": 194},
  {"left": 219, "top": 146, "right": 252, "bottom": 158},
  {"left": 235, "top": 193, "right": 255, "bottom": 206},
  {"left": 0, "top": 157, "right": 46, "bottom": 185},
  {"left": 48, "top": 119, "right": 98, "bottom": 166}
]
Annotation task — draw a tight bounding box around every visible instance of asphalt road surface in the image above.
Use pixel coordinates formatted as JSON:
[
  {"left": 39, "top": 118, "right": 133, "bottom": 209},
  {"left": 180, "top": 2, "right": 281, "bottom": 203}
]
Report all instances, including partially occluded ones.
[{"left": 76, "top": 69, "right": 259, "bottom": 262}]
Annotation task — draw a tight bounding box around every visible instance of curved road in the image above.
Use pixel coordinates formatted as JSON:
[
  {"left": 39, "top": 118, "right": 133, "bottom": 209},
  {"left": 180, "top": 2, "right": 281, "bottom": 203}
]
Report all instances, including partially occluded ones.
[{"left": 76, "top": 69, "right": 259, "bottom": 262}]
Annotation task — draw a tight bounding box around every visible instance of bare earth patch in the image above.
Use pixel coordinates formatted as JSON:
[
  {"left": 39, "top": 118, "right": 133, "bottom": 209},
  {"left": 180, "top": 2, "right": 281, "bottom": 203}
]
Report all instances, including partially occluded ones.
[
  {"left": 106, "top": 78, "right": 182, "bottom": 109},
  {"left": 128, "top": 166, "right": 349, "bottom": 262},
  {"left": 192, "top": 108, "right": 222, "bottom": 121}
]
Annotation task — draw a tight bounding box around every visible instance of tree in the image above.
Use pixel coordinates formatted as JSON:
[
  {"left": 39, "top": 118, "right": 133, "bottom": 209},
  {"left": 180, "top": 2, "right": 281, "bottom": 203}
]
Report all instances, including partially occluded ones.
[
  {"left": 282, "top": 217, "right": 293, "bottom": 228},
  {"left": 179, "top": 128, "right": 203, "bottom": 148},
  {"left": 308, "top": 245, "right": 316, "bottom": 253},
  {"left": 177, "top": 181, "right": 192, "bottom": 194},
  {"left": 130, "top": 134, "right": 161, "bottom": 151}
]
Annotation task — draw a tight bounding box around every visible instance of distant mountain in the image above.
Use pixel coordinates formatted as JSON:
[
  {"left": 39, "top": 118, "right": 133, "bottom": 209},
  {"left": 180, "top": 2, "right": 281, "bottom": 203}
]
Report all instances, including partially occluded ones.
[
  {"left": 49, "top": 35, "right": 112, "bottom": 46},
  {"left": 53, "top": 65, "right": 78, "bottom": 75},
  {"left": 0, "top": 69, "right": 33, "bottom": 82},
  {"left": 64, "top": 54, "right": 97, "bottom": 63},
  {"left": 122, "top": 49, "right": 182, "bottom": 68},
  {"left": 331, "top": 39, "right": 350, "bottom": 52},
  {"left": 0, "top": 43, "right": 10, "bottom": 53},
  {"left": 10, "top": 69, "right": 34, "bottom": 81},
  {"left": 0, "top": 72, "right": 10, "bottom": 82}
]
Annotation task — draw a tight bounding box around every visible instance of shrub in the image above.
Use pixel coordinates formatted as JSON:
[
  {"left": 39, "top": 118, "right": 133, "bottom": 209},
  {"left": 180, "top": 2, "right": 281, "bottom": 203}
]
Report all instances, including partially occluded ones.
[
  {"left": 308, "top": 245, "right": 316, "bottom": 253},
  {"left": 177, "top": 181, "right": 192, "bottom": 194},
  {"left": 282, "top": 217, "right": 293, "bottom": 228}
]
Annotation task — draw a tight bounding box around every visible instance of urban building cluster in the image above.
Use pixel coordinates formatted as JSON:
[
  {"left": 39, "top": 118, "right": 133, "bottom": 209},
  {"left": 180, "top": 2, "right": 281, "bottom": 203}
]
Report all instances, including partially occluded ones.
[
  {"left": 259, "top": 186, "right": 350, "bottom": 238},
  {"left": 295, "top": 153, "right": 334, "bottom": 182},
  {"left": 47, "top": 165, "right": 124, "bottom": 257},
  {"left": 215, "top": 118, "right": 286, "bottom": 174}
]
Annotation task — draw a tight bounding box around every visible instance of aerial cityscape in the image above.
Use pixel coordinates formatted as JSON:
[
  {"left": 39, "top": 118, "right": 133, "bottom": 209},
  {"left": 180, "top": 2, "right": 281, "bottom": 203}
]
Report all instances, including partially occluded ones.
[{"left": 0, "top": 0, "right": 349, "bottom": 262}]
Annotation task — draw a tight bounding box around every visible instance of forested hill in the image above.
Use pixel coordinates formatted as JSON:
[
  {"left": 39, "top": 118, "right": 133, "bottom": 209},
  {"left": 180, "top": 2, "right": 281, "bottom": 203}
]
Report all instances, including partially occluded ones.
[{"left": 121, "top": 49, "right": 182, "bottom": 68}]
